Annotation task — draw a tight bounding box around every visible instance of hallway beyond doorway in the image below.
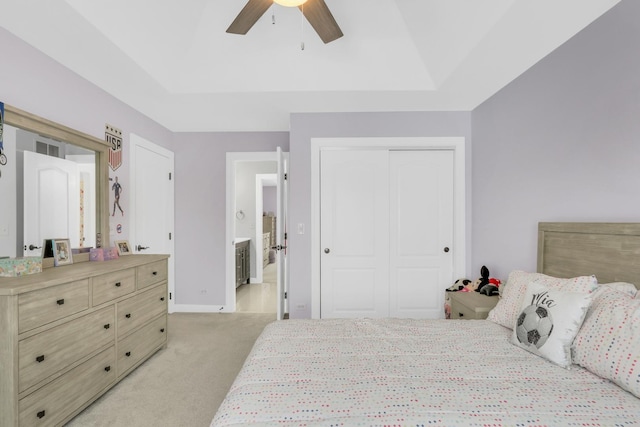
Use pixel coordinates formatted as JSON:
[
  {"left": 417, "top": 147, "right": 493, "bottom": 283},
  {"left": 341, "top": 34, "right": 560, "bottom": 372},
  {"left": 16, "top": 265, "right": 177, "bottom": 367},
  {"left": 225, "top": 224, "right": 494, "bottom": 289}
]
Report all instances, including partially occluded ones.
[{"left": 236, "top": 263, "right": 276, "bottom": 313}]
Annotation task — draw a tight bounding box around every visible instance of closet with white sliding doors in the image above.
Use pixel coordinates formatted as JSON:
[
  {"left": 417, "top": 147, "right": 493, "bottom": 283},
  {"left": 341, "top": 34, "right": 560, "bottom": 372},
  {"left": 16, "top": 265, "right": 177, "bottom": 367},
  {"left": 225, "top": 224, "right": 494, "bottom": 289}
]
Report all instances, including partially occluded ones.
[{"left": 320, "top": 148, "right": 455, "bottom": 319}]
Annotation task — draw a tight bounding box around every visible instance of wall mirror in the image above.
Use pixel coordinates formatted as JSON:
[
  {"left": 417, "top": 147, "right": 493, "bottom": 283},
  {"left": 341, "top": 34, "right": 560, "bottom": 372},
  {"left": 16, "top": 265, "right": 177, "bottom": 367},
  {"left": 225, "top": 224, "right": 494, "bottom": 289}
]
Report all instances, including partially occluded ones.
[{"left": 3, "top": 104, "right": 110, "bottom": 261}]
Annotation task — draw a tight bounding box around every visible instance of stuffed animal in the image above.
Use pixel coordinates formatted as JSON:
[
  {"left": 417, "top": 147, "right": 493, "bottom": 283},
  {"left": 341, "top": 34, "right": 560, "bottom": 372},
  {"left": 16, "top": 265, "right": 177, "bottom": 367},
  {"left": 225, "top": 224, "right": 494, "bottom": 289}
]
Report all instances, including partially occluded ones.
[
  {"left": 480, "top": 278, "right": 502, "bottom": 296},
  {"left": 475, "top": 265, "right": 491, "bottom": 293},
  {"left": 446, "top": 278, "right": 471, "bottom": 292}
]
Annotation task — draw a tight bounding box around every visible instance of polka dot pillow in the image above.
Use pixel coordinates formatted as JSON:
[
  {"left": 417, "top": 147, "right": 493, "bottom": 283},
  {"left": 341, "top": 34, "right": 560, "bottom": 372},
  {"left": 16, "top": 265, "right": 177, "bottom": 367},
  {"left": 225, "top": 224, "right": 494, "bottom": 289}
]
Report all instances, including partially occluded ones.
[
  {"left": 572, "top": 287, "right": 640, "bottom": 398},
  {"left": 487, "top": 270, "right": 597, "bottom": 330}
]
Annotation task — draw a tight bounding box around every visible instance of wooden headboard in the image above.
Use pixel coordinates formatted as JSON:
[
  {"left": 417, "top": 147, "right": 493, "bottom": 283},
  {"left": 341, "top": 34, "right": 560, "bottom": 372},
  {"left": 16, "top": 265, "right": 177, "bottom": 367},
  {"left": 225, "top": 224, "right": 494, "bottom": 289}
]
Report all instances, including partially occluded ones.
[{"left": 537, "top": 222, "right": 640, "bottom": 289}]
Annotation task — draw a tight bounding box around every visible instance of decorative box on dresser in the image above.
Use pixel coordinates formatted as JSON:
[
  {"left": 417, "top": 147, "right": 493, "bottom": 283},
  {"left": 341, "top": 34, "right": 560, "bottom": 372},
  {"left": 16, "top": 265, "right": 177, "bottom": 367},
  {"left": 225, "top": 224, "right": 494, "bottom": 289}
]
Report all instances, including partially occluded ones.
[{"left": 0, "top": 254, "right": 169, "bottom": 427}]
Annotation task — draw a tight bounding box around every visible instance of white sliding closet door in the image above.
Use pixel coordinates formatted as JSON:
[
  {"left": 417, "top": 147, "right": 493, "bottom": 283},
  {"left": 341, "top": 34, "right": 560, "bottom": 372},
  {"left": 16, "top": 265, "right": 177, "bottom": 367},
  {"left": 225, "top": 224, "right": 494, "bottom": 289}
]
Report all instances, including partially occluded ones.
[
  {"left": 320, "top": 149, "right": 454, "bottom": 319},
  {"left": 389, "top": 150, "right": 453, "bottom": 318},
  {"left": 320, "top": 150, "right": 389, "bottom": 318}
]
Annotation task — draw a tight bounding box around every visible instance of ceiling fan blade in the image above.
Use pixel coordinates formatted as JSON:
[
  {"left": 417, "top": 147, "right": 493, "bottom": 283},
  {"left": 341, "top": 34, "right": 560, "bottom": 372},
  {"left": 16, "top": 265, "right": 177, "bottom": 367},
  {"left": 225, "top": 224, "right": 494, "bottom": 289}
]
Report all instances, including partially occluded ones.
[
  {"left": 227, "top": 0, "right": 273, "bottom": 35},
  {"left": 300, "top": 0, "right": 343, "bottom": 44}
]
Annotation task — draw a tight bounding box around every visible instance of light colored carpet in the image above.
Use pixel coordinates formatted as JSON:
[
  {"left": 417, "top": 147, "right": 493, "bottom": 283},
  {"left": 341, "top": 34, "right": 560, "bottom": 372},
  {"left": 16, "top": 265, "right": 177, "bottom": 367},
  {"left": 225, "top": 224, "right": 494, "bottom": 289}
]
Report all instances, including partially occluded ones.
[{"left": 66, "top": 312, "right": 274, "bottom": 427}]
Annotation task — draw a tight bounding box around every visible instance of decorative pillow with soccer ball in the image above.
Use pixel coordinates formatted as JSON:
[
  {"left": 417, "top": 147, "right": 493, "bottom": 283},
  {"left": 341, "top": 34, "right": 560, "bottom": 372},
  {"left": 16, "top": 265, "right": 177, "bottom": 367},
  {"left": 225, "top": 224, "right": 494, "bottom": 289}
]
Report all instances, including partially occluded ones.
[
  {"left": 510, "top": 282, "right": 592, "bottom": 368},
  {"left": 487, "top": 270, "right": 597, "bottom": 330}
]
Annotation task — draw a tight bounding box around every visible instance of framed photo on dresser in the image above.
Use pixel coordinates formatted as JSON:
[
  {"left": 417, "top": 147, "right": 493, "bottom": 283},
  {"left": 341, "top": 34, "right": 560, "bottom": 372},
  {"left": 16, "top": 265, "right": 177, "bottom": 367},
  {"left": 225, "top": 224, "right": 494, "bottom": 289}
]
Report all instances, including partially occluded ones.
[
  {"left": 115, "top": 240, "right": 132, "bottom": 256},
  {"left": 52, "top": 239, "right": 73, "bottom": 266}
]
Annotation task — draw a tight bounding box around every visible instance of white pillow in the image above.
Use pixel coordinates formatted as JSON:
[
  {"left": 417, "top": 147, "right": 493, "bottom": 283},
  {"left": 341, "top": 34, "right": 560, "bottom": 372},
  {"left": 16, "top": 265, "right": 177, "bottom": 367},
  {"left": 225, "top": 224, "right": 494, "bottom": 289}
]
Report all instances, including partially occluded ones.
[
  {"left": 510, "top": 282, "right": 592, "bottom": 368},
  {"left": 572, "top": 287, "right": 640, "bottom": 398},
  {"left": 487, "top": 270, "right": 597, "bottom": 329},
  {"left": 598, "top": 282, "right": 637, "bottom": 297}
]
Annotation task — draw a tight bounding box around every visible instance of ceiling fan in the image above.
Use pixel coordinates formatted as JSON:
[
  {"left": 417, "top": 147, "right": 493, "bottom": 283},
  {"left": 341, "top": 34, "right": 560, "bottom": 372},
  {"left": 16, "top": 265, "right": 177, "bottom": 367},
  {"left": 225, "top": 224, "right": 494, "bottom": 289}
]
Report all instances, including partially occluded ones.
[{"left": 226, "top": 0, "right": 343, "bottom": 44}]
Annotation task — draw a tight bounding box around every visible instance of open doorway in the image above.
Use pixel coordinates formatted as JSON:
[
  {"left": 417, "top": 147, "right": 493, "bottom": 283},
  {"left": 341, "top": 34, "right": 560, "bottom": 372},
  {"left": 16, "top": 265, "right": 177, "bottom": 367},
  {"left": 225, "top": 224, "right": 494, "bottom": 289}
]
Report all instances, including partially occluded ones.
[
  {"left": 236, "top": 172, "right": 278, "bottom": 313},
  {"left": 225, "top": 151, "right": 286, "bottom": 317}
]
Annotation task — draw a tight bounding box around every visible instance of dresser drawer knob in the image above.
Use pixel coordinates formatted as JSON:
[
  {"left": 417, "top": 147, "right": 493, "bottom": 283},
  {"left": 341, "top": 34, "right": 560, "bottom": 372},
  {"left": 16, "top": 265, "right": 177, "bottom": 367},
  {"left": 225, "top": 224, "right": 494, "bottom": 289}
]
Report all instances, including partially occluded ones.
[
  {"left": 104, "top": 366, "right": 111, "bottom": 372},
  {"left": 125, "top": 351, "right": 131, "bottom": 357},
  {"left": 104, "top": 323, "right": 111, "bottom": 330},
  {"left": 37, "top": 410, "right": 46, "bottom": 419},
  {"left": 56, "top": 299, "right": 65, "bottom": 305},
  {"left": 152, "top": 271, "right": 158, "bottom": 276},
  {"left": 125, "top": 313, "right": 131, "bottom": 318},
  {"left": 160, "top": 328, "right": 165, "bottom": 333},
  {"left": 115, "top": 282, "right": 122, "bottom": 287},
  {"left": 36, "top": 355, "right": 45, "bottom": 363}
]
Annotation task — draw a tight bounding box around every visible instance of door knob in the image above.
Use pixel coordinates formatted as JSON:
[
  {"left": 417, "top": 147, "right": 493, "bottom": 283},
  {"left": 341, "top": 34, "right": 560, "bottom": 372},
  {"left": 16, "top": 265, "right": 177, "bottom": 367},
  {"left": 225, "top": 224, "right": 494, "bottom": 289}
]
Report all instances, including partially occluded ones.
[
  {"left": 324, "top": 248, "right": 330, "bottom": 254},
  {"left": 26, "top": 244, "right": 41, "bottom": 251},
  {"left": 444, "top": 247, "right": 450, "bottom": 253},
  {"left": 137, "top": 245, "right": 149, "bottom": 251}
]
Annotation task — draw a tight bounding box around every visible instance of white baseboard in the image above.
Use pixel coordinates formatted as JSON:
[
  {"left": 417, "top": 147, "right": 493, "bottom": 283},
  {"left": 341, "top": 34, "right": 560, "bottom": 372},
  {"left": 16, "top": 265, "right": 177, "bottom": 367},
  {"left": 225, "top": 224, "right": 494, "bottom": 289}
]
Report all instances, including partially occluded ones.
[{"left": 170, "top": 304, "right": 235, "bottom": 314}]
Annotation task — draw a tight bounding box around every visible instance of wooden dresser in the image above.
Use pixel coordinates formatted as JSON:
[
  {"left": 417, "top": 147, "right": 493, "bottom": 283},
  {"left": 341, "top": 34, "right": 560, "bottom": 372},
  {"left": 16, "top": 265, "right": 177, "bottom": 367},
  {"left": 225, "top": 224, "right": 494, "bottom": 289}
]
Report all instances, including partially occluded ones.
[{"left": 0, "top": 254, "right": 169, "bottom": 427}]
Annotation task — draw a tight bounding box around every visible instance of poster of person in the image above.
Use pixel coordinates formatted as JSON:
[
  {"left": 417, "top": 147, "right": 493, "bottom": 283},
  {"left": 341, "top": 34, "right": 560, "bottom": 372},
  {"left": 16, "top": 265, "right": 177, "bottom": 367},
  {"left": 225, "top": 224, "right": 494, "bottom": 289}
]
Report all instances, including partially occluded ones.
[{"left": 111, "top": 175, "right": 124, "bottom": 216}]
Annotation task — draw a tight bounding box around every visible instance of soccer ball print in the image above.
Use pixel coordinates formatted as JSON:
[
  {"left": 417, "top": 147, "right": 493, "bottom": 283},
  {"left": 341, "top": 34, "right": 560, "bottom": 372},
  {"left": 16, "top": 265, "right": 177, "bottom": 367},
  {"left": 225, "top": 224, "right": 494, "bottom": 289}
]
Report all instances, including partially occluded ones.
[
  {"left": 516, "top": 304, "right": 554, "bottom": 348},
  {"left": 510, "top": 282, "right": 593, "bottom": 368}
]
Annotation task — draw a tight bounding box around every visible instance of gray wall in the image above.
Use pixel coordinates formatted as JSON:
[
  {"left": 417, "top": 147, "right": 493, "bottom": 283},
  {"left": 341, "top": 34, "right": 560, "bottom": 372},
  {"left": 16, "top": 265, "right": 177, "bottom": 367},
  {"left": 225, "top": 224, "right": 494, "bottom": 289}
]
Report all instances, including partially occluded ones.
[
  {"left": 471, "top": 0, "right": 640, "bottom": 281},
  {"left": 287, "top": 111, "right": 472, "bottom": 318},
  {"left": 172, "top": 132, "right": 288, "bottom": 305}
]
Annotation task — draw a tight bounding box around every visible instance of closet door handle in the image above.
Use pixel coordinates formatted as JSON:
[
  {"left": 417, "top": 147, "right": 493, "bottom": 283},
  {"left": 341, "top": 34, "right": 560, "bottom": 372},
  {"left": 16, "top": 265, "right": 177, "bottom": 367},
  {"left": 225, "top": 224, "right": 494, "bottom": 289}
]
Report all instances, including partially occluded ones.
[
  {"left": 443, "top": 247, "right": 450, "bottom": 253},
  {"left": 125, "top": 313, "right": 131, "bottom": 318},
  {"left": 324, "top": 248, "right": 330, "bottom": 254},
  {"left": 160, "top": 328, "right": 165, "bottom": 333},
  {"left": 104, "top": 366, "right": 111, "bottom": 372},
  {"left": 56, "top": 298, "right": 65, "bottom": 305},
  {"left": 104, "top": 323, "right": 111, "bottom": 330},
  {"left": 37, "top": 410, "right": 46, "bottom": 419},
  {"left": 160, "top": 297, "right": 165, "bottom": 301},
  {"left": 125, "top": 351, "right": 131, "bottom": 357},
  {"left": 36, "top": 355, "right": 45, "bottom": 363},
  {"left": 115, "top": 282, "right": 121, "bottom": 287}
]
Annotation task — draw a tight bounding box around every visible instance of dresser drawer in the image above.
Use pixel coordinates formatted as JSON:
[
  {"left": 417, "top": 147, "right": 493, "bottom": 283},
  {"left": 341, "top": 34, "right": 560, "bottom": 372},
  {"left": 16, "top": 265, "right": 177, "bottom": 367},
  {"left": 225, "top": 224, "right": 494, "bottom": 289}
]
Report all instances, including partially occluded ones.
[
  {"left": 92, "top": 268, "right": 136, "bottom": 306},
  {"left": 117, "top": 283, "right": 167, "bottom": 337},
  {"left": 137, "top": 259, "right": 168, "bottom": 289},
  {"left": 19, "top": 306, "right": 115, "bottom": 392},
  {"left": 19, "top": 347, "right": 116, "bottom": 427},
  {"left": 117, "top": 315, "right": 167, "bottom": 376},
  {"left": 18, "top": 279, "right": 89, "bottom": 333}
]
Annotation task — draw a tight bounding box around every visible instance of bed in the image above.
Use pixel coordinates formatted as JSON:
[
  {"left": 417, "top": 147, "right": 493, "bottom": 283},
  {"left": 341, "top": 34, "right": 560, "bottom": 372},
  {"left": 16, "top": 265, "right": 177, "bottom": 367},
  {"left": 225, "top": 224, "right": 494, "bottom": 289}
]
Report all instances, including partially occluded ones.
[{"left": 212, "top": 223, "right": 640, "bottom": 426}]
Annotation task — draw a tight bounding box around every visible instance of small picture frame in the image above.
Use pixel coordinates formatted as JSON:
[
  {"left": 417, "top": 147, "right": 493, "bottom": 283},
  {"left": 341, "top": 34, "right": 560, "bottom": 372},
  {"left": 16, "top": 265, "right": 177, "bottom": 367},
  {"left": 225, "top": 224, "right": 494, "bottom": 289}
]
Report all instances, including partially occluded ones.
[
  {"left": 115, "top": 240, "right": 132, "bottom": 256},
  {"left": 42, "top": 239, "right": 54, "bottom": 258},
  {"left": 52, "top": 239, "right": 73, "bottom": 266}
]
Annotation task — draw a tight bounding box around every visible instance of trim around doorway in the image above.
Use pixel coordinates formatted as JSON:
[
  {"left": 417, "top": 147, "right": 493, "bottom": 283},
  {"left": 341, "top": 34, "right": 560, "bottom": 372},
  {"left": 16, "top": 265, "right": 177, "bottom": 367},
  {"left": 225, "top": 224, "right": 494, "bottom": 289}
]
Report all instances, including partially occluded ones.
[{"left": 310, "top": 137, "right": 466, "bottom": 319}]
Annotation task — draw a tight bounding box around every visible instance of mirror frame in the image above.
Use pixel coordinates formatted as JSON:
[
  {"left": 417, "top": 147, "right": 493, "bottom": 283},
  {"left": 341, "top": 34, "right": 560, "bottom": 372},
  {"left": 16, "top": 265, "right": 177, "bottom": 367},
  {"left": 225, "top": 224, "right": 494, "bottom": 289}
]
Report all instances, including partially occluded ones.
[{"left": 4, "top": 104, "right": 111, "bottom": 256}]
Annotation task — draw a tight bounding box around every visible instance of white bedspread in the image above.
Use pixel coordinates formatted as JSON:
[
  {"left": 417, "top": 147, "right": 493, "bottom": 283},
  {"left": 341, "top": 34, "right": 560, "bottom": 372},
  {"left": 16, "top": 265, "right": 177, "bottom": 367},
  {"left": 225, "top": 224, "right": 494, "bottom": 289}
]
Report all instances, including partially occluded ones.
[{"left": 212, "top": 318, "right": 640, "bottom": 426}]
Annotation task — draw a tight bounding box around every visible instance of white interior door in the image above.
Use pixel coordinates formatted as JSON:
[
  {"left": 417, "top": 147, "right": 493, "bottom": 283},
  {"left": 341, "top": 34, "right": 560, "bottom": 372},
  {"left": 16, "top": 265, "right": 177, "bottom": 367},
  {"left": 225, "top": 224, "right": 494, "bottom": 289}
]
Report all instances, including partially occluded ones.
[
  {"left": 130, "top": 134, "right": 175, "bottom": 310},
  {"left": 23, "top": 151, "right": 79, "bottom": 255},
  {"left": 276, "top": 147, "right": 288, "bottom": 320},
  {"left": 389, "top": 150, "right": 453, "bottom": 318},
  {"left": 320, "top": 150, "right": 390, "bottom": 318}
]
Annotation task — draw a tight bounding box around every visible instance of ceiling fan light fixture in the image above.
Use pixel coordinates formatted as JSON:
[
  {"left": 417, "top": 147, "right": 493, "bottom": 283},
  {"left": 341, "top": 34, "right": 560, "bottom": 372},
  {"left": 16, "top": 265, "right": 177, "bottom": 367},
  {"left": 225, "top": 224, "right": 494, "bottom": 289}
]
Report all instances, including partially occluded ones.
[{"left": 273, "top": 0, "right": 308, "bottom": 7}]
